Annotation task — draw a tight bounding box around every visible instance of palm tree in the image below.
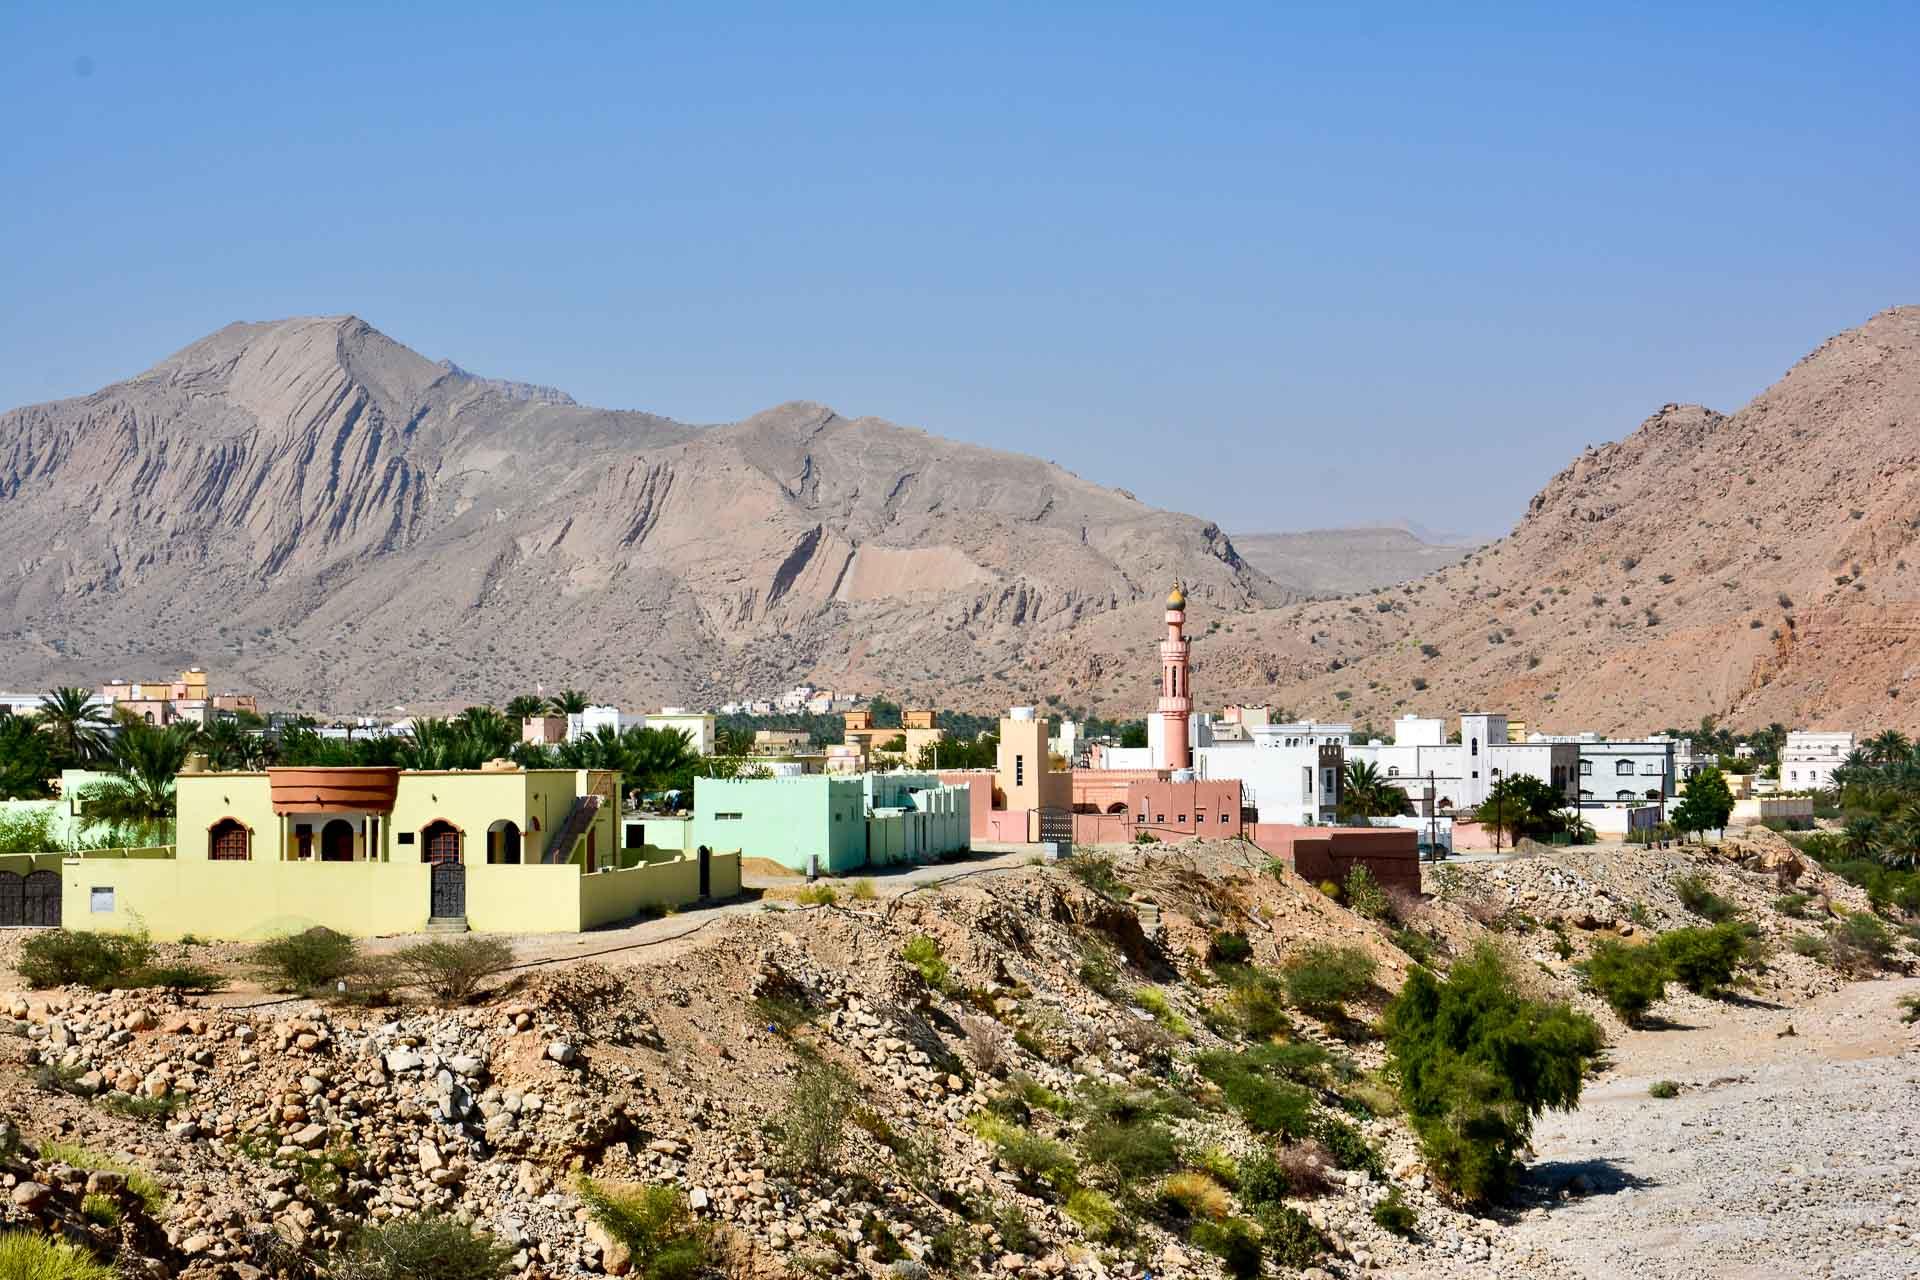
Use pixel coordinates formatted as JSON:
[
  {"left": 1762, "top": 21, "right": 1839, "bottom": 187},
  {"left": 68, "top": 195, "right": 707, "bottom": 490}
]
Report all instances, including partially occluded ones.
[
  {"left": 548, "top": 689, "right": 591, "bottom": 716},
  {"left": 455, "top": 706, "right": 518, "bottom": 759},
  {"left": 504, "top": 695, "right": 547, "bottom": 722},
  {"left": 1867, "top": 730, "right": 1912, "bottom": 766},
  {"left": 79, "top": 720, "right": 194, "bottom": 841},
  {"left": 0, "top": 715, "right": 56, "bottom": 800},
  {"left": 36, "top": 686, "right": 110, "bottom": 766},
  {"left": 1339, "top": 760, "right": 1411, "bottom": 824}
]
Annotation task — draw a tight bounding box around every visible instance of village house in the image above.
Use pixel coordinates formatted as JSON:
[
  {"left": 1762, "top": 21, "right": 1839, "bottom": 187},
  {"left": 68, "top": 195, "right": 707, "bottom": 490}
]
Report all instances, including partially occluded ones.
[{"left": 60, "top": 761, "right": 738, "bottom": 941}]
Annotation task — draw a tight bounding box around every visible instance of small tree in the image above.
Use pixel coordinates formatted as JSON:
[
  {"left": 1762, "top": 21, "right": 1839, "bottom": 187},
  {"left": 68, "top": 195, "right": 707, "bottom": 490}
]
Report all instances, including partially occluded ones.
[
  {"left": 1385, "top": 943, "right": 1602, "bottom": 1202},
  {"left": 393, "top": 937, "right": 515, "bottom": 1003},
  {"left": 575, "top": 1179, "right": 709, "bottom": 1280},
  {"left": 779, "top": 1059, "right": 856, "bottom": 1170},
  {"left": 1581, "top": 939, "right": 1668, "bottom": 1025},
  {"left": 1672, "top": 768, "right": 1734, "bottom": 840},
  {"left": 1280, "top": 944, "right": 1377, "bottom": 1018}
]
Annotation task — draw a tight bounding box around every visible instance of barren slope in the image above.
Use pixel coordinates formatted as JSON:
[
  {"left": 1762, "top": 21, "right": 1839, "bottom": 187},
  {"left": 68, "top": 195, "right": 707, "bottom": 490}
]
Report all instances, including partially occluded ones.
[
  {"left": 1232, "top": 527, "right": 1473, "bottom": 596},
  {"left": 0, "top": 316, "right": 1288, "bottom": 712}
]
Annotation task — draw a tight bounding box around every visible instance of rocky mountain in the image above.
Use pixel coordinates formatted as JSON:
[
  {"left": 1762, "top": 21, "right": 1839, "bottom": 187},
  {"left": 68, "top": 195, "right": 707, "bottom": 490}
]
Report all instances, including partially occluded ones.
[
  {"left": 1074, "top": 305, "right": 1920, "bottom": 735},
  {"left": 1231, "top": 527, "right": 1474, "bottom": 596},
  {"left": 0, "top": 316, "right": 1289, "bottom": 712}
]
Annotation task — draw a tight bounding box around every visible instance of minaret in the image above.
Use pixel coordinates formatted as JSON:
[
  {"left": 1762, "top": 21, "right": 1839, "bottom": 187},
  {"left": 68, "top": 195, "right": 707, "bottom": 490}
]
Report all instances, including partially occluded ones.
[{"left": 1157, "top": 582, "right": 1192, "bottom": 771}]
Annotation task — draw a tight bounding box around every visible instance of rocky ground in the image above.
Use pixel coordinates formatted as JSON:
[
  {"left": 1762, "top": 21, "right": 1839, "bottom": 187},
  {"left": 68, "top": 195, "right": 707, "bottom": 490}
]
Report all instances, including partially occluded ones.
[{"left": 0, "top": 829, "right": 1913, "bottom": 1279}]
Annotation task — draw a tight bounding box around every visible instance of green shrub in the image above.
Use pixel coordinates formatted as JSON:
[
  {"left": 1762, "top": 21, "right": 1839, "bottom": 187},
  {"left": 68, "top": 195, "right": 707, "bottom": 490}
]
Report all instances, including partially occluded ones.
[
  {"left": 1343, "top": 866, "right": 1389, "bottom": 920},
  {"left": 1899, "top": 994, "right": 1920, "bottom": 1025},
  {"left": 1385, "top": 942, "right": 1602, "bottom": 1203},
  {"left": 1672, "top": 873, "right": 1739, "bottom": 923},
  {"left": 252, "top": 927, "right": 359, "bottom": 992},
  {"left": 1207, "top": 931, "right": 1253, "bottom": 967},
  {"left": 79, "top": 1194, "right": 121, "bottom": 1227},
  {"left": 795, "top": 882, "right": 837, "bottom": 906},
  {"left": 900, "top": 935, "right": 952, "bottom": 992},
  {"left": 574, "top": 1180, "right": 708, "bottom": 1280},
  {"left": 1281, "top": 944, "right": 1377, "bottom": 1017},
  {"left": 1648, "top": 1080, "right": 1680, "bottom": 1099},
  {"left": 1064, "top": 1188, "right": 1121, "bottom": 1241},
  {"left": 1064, "top": 853, "right": 1128, "bottom": 898},
  {"left": 778, "top": 1060, "right": 856, "bottom": 1171},
  {"left": 1255, "top": 1202, "right": 1329, "bottom": 1266},
  {"left": 1312, "top": 1115, "right": 1383, "bottom": 1177},
  {"left": 1079, "top": 1118, "right": 1179, "bottom": 1180},
  {"left": 994, "top": 1203, "right": 1038, "bottom": 1255},
  {"left": 0, "top": 1233, "right": 117, "bottom": 1280},
  {"left": 967, "top": 1115, "right": 1078, "bottom": 1195},
  {"left": 18, "top": 929, "right": 154, "bottom": 990},
  {"left": 99, "top": 1092, "right": 179, "bottom": 1121},
  {"left": 1195, "top": 1051, "right": 1314, "bottom": 1137},
  {"left": 848, "top": 878, "right": 877, "bottom": 901},
  {"left": 1830, "top": 911, "right": 1899, "bottom": 972},
  {"left": 334, "top": 1214, "right": 515, "bottom": 1280},
  {"left": 392, "top": 936, "right": 515, "bottom": 1003},
  {"left": 1235, "top": 1152, "right": 1288, "bottom": 1207},
  {"left": 1133, "top": 986, "right": 1188, "bottom": 1036},
  {"left": 1581, "top": 939, "right": 1669, "bottom": 1024},
  {"left": 1788, "top": 932, "right": 1830, "bottom": 961},
  {"left": 37, "top": 1143, "right": 165, "bottom": 1213},
  {"left": 1372, "top": 1187, "right": 1419, "bottom": 1237},
  {"left": 1391, "top": 927, "right": 1437, "bottom": 965},
  {"left": 1077, "top": 951, "right": 1123, "bottom": 999},
  {"left": 1221, "top": 968, "right": 1291, "bottom": 1040},
  {"left": 1774, "top": 893, "right": 1813, "bottom": 919},
  {"left": 1190, "top": 1217, "right": 1263, "bottom": 1279},
  {"left": 1656, "top": 924, "right": 1751, "bottom": 997}
]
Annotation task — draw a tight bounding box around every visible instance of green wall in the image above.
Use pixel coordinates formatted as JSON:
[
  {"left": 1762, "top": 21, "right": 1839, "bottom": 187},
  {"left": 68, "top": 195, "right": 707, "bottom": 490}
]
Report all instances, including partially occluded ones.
[{"left": 693, "top": 776, "right": 867, "bottom": 873}]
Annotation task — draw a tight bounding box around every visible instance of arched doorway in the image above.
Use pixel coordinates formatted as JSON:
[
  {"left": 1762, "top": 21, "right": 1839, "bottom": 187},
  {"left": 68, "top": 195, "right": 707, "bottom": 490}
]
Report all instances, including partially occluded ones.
[
  {"left": 23, "top": 870, "right": 60, "bottom": 926},
  {"left": 422, "top": 820, "right": 464, "bottom": 919},
  {"left": 321, "top": 819, "right": 355, "bottom": 862},
  {"left": 489, "top": 820, "right": 522, "bottom": 865},
  {"left": 0, "top": 872, "right": 22, "bottom": 926},
  {"left": 1105, "top": 802, "right": 1129, "bottom": 816}
]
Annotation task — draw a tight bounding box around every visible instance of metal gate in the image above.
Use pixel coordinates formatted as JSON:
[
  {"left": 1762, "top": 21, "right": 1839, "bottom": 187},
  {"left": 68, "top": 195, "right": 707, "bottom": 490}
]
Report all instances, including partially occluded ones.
[
  {"left": 697, "top": 846, "right": 711, "bottom": 899},
  {"left": 0, "top": 872, "right": 21, "bottom": 926},
  {"left": 1036, "top": 806, "right": 1074, "bottom": 849},
  {"left": 23, "top": 870, "right": 60, "bottom": 927},
  {"left": 430, "top": 864, "right": 466, "bottom": 918}
]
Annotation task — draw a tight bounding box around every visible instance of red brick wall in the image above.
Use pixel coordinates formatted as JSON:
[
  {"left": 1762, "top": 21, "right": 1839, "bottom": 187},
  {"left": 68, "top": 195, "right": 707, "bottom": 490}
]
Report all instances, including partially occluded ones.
[{"left": 1249, "top": 823, "right": 1420, "bottom": 895}]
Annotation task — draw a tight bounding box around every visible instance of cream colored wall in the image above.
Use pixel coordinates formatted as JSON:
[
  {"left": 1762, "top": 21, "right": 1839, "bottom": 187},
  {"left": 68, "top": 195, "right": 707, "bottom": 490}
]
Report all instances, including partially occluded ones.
[
  {"left": 388, "top": 771, "right": 534, "bottom": 865},
  {"left": 465, "top": 864, "right": 583, "bottom": 934},
  {"left": 177, "top": 774, "right": 276, "bottom": 862},
  {"left": 709, "top": 851, "right": 741, "bottom": 898},
  {"left": 578, "top": 859, "right": 701, "bottom": 929},
  {"left": 62, "top": 858, "right": 428, "bottom": 940}
]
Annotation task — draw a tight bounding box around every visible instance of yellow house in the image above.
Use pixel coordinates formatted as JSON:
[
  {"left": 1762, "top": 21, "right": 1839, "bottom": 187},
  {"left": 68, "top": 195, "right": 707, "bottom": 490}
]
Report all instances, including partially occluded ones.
[{"left": 62, "top": 763, "right": 738, "bottom": 941}]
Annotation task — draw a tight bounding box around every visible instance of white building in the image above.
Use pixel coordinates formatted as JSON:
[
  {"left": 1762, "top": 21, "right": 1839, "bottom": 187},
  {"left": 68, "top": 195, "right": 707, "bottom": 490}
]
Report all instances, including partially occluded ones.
[
  {"left": 1527, "top": 735, "right": 1675, "bottom": 807},
  {"left": 1346, "top": 713, "right": 1578, "bottom": 815},
  {"left": 0, "top": 691, "right": 114, "bottom": 720},
  {"left": 1195, "top": 721, "right": 1348, "bottom": 825},
  {"left": 643, "top": 708, "right": 716, "bottom": 756},
  {"left": 1782, "top": 730, "right": 1855, "bottom": 791}
]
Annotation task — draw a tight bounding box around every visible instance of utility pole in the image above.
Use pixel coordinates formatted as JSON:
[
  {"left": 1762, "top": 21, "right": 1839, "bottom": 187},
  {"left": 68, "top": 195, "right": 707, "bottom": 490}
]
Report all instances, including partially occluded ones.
[{"left": 1492, "top": 767, "right": 1504, "bottom": 855}]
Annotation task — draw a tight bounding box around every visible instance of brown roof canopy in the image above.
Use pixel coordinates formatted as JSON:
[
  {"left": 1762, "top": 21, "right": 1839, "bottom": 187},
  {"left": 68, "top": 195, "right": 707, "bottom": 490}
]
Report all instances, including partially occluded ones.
[{"left": 267, "top": 767, "right": 402, "bottom": 815}]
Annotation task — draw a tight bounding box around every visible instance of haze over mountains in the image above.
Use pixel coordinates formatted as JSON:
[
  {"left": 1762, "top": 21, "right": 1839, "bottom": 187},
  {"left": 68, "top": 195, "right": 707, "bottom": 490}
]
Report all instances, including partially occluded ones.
[{"left": 2, "top": 308, "right": 1916, "bottom": 733}]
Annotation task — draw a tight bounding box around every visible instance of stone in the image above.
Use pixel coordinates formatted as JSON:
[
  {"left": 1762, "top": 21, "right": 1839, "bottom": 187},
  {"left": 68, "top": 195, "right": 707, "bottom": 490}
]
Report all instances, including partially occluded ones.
[
  {"left": 85, "top": 1171, "right": 125, "bottom": 1196},
  {"left": 11, "top": 1181, "right": 51, "bottom": 1211},
  {"left": 449, "top": 1054, "right": 485, "bottom": 1077},
  {"left": 182, "top": 1233, "right": 216, "bottom": 1255},
  {"left": 290, "top": 1123, "right": 327, "bottom": 1148},
  {"left": 385, "top": 1050, "right": 423, "bottom": 1074},
  {"left": 126, "top": 1008, "right": 155, "bottom": 1032},
  {"left": 547, "top": 1041, "right": 577, "bottom": 1065},
  {"left": 418, "top": 1141, "right": 443, "bottom": 1173},
  {"left": 586, "top": 1221, "right": 632, "bottom": 1275}
]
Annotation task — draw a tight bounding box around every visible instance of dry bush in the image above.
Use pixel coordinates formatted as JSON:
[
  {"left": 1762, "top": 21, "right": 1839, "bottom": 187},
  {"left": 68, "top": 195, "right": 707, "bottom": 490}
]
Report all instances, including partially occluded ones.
[
  {"left": 1383, "top": 887, "right": 1428, "bottom": 927},
  {"left": 1158, "top": 1170, "right": 1231, "bottom": 1220},
  {"left": 959, "top": 1015, "right": 1009, "bottom": 1077},
  {"left": 1273, "top": 1139, "right": 1337, "bottom": 1198}
]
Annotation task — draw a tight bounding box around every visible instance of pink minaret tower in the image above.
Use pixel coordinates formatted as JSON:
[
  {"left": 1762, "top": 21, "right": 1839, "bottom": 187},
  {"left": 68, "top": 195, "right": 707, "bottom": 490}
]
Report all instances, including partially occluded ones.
[{"left": 1157, "top": 581, "right": 1192, "bottom": 771}]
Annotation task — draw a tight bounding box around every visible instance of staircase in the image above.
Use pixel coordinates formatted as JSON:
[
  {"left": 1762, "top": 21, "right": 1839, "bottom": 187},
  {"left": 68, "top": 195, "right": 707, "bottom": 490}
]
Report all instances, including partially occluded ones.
[{"left": 540, "top": 793, "right": 604, "bottom": 865}]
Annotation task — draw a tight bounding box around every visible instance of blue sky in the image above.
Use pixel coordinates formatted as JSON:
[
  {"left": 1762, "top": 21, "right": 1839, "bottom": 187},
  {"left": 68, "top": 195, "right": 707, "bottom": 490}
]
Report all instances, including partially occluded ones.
[{"left": 3, "top": 3, "right": 1915, "bottom": 537}]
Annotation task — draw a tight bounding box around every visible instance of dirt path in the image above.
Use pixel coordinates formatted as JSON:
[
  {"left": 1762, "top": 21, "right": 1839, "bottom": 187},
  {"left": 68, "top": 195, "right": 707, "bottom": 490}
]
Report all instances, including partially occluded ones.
[{"left": 1402, "top": 976, "right": 1920, "bottom": 1279}]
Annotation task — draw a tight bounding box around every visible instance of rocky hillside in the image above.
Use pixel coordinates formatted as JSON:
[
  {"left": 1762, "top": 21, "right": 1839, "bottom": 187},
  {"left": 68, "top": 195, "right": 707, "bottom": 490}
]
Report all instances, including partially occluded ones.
[
  {"left": 0, "top": 831, "right": 1897, "bottom": 1280},
  {"left": 1230, "top": 529, "right": 1472, "bottom": 597},
  {"left": 0, "top": 316, "right": 1288, "bottom": 713},
  {"left": 1038, "top": 306, "right": 1920, "bottom": 733}
]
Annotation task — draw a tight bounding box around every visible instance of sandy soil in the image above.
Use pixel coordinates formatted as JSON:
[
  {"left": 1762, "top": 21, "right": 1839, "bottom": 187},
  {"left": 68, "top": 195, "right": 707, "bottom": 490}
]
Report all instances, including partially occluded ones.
[{"left": 1389, "top": 976, "right": 1920, "bottom": 1280}]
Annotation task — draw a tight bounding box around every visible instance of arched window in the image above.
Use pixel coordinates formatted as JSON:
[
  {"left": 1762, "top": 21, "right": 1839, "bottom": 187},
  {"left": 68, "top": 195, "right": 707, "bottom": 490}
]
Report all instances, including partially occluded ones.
[
  {"left": 1616, "top": 789, "right": 1635, "bottom": 801},
  {"left": 208, "top": 818, "right": 250, "bottom": 861},
  {"left": 1616, "top": 760, "right": 1635, "bottom": 776},
  {"left": 421, "top": 820, "right": 461, "bottom": 866},
  {"left": 1106, "top": 802, "right": 1129, "bottom": 815}
]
